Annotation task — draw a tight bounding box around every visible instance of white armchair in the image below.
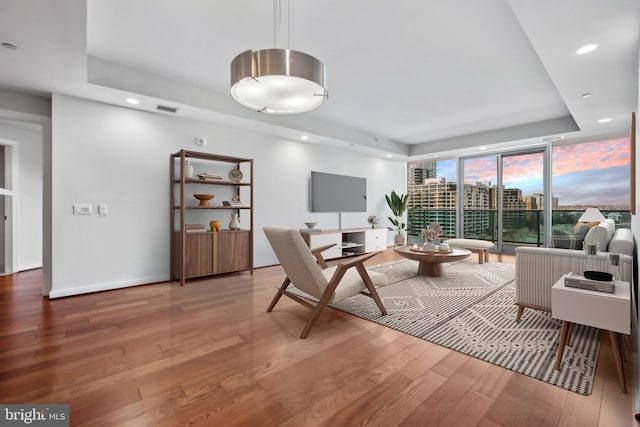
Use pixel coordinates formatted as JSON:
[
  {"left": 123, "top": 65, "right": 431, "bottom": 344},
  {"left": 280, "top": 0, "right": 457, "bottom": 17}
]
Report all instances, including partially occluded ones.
[
  {"left": 515, "top": 247, "right": 632, "bottom": 322},
  {"left": 515, "top": 221, "right": 633, "bottom": 322}
]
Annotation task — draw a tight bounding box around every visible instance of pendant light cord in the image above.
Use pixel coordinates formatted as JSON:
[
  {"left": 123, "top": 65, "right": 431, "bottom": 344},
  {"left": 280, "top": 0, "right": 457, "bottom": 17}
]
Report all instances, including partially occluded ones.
[
  {"left": 273, "top": 0, "right": 279, "bottom": 48},
  {"left": 273, "top": 0, "right": 290, "bottom": 49}
]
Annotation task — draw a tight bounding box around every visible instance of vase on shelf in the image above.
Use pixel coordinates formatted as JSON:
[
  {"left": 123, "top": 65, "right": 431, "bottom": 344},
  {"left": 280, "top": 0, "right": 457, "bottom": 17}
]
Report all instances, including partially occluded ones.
[
  {"left": 209, "top": 220, "right": 221, "bottom": 232},
  {"left": 184, "top": 161, "right": 194, "bottom": 179},
  {"left": 229, "top": 213, "right": 240, "bottom": 231}
]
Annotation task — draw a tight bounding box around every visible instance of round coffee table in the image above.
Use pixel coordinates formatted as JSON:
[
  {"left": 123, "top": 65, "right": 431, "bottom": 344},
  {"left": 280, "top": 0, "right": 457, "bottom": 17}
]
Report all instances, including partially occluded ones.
[{"left": 394, "top": 245, "right": 471, "bottom": 277}]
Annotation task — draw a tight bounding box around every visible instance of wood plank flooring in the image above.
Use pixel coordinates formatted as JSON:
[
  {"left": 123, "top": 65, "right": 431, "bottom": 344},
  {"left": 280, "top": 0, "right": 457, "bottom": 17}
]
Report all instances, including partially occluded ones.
[{"left": 0, "top": 249, "right": 635, "bottom": 426}]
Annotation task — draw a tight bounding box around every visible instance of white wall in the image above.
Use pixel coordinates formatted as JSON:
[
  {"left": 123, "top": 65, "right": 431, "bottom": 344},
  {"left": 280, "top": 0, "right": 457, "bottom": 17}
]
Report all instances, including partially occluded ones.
[
  {"left": 0, "top": 121, "right": 44, "bottom": 271},
  {"left": 49, "top": 94, "right": 405, "bottom": 297}
]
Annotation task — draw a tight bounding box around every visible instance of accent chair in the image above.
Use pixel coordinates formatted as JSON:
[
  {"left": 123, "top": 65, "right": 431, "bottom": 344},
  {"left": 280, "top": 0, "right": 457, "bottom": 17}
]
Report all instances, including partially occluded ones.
[{"left": 263, "top": 226, "right": 388, "bottom": 338}]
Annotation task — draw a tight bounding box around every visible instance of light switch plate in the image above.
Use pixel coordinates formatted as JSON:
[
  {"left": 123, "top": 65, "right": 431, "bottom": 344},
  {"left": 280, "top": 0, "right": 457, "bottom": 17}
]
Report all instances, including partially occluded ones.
[
  {"left": 98, "top": 203, "right": 108, "bottom": 215},
  {"left": 73, "top": 203, "right": 92, "bottom": 215}
]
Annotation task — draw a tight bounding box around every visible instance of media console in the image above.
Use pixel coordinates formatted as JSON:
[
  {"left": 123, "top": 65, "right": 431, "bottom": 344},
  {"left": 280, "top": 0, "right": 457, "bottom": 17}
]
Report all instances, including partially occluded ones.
[{"left": 300, "top": 228, "right": 388, "bottom": 259}]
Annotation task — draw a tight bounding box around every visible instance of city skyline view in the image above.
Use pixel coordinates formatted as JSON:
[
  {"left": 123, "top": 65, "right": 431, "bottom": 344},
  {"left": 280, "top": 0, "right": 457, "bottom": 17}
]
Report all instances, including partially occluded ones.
[{"left": 433, "top": 138, "right": 630, "bottom": 208}]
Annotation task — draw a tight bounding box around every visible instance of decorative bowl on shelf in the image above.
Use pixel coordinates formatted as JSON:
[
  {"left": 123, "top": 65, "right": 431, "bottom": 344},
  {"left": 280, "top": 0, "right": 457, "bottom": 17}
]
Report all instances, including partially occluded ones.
[
  {"left": 304, "top": 222, "right": 317, "bottom": 229},
  {"left": 193, "top": 194, "right": 214, "bottom": 207}
]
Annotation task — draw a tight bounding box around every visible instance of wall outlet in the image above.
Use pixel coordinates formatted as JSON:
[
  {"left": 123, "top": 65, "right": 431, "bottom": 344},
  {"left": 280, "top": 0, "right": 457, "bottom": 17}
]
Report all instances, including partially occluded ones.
[{"left": 73, "top": 203, "right": 91, "bottom": 215}]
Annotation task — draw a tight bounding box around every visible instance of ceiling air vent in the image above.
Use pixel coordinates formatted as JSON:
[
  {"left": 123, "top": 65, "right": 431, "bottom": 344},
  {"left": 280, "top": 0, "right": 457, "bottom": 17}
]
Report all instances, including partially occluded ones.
[{"left": 156, "top": 104, "right": 179, "bottom": 114}]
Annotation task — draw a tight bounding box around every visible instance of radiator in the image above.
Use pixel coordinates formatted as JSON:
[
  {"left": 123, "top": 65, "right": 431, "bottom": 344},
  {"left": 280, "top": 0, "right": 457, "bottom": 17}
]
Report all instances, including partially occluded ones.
[{"left": 515, "top": 247, "right": 632, "bottom": 311}]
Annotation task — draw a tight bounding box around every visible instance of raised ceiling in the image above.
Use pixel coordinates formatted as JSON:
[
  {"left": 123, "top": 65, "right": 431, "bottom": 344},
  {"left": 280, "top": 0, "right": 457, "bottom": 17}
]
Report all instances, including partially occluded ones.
[{"left": 0, "top": 0, "right": 638, "bottom": 159}]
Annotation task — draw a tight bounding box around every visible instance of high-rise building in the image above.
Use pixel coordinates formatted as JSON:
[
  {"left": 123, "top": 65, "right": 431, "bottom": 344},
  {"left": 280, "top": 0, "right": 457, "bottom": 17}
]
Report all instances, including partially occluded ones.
[{"left": 407, "top": 161, "right": 553, "bottom": 239}]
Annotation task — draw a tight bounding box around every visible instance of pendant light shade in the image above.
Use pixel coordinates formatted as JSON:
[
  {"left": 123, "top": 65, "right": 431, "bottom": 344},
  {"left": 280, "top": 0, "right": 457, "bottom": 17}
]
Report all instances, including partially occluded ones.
[{"left": 230, "top": 48, "right": 328, "bottom": 114}]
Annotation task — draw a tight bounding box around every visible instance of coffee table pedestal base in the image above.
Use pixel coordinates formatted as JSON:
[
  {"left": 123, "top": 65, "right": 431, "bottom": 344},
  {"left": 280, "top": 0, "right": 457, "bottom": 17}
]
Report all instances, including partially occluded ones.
[{"left": 417, "top": 262, "right": 443, "bottom": 277}]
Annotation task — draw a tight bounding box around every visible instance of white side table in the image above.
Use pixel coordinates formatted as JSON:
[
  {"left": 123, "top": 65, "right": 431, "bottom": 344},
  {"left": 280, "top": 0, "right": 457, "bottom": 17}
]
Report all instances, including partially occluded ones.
[{"left": 551, "top": 275, "right": 630, "bottom": 393}]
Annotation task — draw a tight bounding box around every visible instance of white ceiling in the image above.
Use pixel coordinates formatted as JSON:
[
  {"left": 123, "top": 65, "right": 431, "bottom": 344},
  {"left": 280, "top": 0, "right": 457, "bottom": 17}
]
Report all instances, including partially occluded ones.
[{"left": 0, "top": 0, "right": 638, "bottom": 160}]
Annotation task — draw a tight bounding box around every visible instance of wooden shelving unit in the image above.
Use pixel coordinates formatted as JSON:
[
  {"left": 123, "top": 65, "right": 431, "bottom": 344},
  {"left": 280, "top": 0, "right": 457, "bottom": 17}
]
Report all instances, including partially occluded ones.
[{"left": 170, "top": 149, "right": 253, "bottom": 285}]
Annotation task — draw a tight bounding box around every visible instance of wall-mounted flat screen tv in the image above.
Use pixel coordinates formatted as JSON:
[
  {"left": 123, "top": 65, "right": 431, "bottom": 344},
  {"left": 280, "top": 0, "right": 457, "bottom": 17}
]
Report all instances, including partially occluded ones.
[{"left": 310, "top": 171, "right": 367, "bottom": 212}]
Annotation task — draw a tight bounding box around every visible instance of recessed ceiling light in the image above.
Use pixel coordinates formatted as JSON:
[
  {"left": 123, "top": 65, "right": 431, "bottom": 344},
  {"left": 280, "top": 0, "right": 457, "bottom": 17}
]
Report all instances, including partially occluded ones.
[
  {"left": 300, "top": 135, "right": 308, "bottom": 140},
  {"left": 1, "top": 42, "right": 17, "bottom": 50},
  {"left": 478, "top": 146, "right": 487, "bottom": 151},
  {"left": 576, "top": 44, "right": 598, "bottom": 55},
  {"left": 126, "top": 98, "right": 140, "bottom": 105},
  {"left": 386, "top": 154, "right": 392, "bottom": 158},
  {"left": 581, "top": 93, "right": 592, "bottom": 98},
  {"left": 597, "top": 118, "right": 611, "bottom": 123}
]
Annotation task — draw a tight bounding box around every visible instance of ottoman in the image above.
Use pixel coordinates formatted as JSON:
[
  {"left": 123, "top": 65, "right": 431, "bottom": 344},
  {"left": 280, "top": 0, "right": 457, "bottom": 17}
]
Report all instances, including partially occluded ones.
[{"left": 444, "top": 239, "right": 495, "bottom": 264}]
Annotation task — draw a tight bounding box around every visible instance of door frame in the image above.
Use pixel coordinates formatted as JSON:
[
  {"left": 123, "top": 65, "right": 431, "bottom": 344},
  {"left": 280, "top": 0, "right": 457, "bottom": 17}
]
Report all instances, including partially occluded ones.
[
  {"left": 457, "top": 145, "right": 550, "bottom": 252},
  {"left": 0, "top": 138, "right": 18, "bottom": 274}
]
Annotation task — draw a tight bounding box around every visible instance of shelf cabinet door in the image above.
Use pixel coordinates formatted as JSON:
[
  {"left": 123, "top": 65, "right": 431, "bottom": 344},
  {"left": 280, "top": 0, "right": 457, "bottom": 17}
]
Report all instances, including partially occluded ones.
[
  {"left": 177, "top": 232, "right": 214, "bottom": 278},
  {"left": 307, "top": 233, "right": 343, "bottom": 259},
  {"left": 365, "top": 229, "right": 387, "bottom": 251},
  {"left": 216, "top": 230, "right": 250, "bottom": 273}
]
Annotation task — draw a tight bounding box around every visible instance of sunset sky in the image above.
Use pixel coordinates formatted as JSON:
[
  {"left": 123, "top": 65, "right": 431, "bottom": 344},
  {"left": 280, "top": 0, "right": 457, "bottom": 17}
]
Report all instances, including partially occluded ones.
[{"left": 435, "top": 137, "right": 631, "bottom": 207}]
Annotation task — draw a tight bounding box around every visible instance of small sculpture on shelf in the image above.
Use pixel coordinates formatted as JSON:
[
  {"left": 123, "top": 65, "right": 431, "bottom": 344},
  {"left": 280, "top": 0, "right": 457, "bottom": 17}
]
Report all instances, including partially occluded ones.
[
  {"left": 223, "top": 194, "right": 244, "bottom": 207},
  {"left": 210, "top": 220, "right": 222, "bottom": 232}
]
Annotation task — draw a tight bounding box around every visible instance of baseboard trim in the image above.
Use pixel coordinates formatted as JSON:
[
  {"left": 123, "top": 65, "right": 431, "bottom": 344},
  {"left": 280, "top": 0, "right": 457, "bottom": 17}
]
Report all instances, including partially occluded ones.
[
  {"left": 48, "top": 275, "right": 169, "bottom": 299},
  {"left": 19, "top": 263, "right": 43, "bottom": 272}
]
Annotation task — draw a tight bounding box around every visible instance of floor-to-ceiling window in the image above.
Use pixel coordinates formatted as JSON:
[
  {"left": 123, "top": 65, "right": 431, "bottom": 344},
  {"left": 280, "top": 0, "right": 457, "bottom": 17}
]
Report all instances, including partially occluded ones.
[
  {"left": 407, "top": 159, "right": 457, "bottom": 239},
  {"left": 459, "top": 155, "right": 496, "bottom": 241},
  {"left": 501, "top": 151, "right": 545, "bottom": 250},
  {"left": 551, "top": 137, "right": 631, "bottom": 232},
  {"left": 406, "top": 136, "right": 630, "bottom": 250},
  {"left": 458, "top": 150, "right": 545, "bottom": 252}
]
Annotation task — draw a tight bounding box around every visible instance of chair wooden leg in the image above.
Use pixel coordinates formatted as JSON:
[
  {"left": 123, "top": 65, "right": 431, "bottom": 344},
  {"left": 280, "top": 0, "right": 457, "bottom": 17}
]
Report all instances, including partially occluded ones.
[
  {"left": 300, "top": 300, "right": 329, "bottom": 339},
  {"left": 300, "top": 269, "right": 347, "bottom": 339},
  {"left": 515, "top": 305, "right": 524, "bottom": 323},
  {"left": 356, "top": 264, "right": 387, "bottom": 315},
  {"left": 266, "top": 277, "right": 291, "bottom": 312}
]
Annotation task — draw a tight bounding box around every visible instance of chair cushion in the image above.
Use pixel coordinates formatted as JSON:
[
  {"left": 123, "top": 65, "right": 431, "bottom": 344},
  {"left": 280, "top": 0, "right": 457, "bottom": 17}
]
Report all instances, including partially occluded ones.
[
  {"left": 320, "top": 267, "right": 387, "bottom": 303},
  {"left": 264, "top": 226, "right": 328, "bottom": 298}
]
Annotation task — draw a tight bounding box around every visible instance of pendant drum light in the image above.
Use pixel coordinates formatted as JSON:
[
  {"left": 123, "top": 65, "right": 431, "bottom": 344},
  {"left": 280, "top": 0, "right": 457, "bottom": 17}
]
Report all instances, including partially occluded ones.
[{"left": 230, "top": 0, "right": 328, "bottom": 114}]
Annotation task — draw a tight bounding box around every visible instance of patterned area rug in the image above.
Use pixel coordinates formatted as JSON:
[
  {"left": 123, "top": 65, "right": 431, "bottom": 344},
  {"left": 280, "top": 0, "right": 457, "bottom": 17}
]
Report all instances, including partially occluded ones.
[{"left": 336, "top": 260, "right": 601, "bottom": 395}]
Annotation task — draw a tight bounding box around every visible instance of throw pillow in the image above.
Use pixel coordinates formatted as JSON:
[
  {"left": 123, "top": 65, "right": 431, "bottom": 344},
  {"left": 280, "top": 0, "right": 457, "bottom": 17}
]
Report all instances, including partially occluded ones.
[{"left": 552, "top": 226, "right": 589, "bottom": 250}]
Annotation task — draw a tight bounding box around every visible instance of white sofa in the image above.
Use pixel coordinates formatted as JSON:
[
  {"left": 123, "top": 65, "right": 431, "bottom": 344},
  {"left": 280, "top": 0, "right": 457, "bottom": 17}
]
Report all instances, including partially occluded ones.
[{"left": 515, "top": 219, "right": 633, "bottom": 322}]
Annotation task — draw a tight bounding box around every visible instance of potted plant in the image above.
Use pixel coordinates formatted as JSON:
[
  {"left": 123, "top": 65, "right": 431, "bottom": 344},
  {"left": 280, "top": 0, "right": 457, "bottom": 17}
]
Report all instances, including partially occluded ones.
[{"left": 385, "top": 190, "right": 409, "bottom": 246}]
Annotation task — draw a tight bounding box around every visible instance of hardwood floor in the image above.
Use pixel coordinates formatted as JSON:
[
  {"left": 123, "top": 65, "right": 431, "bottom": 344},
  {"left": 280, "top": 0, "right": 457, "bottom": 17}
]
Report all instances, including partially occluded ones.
[{"left": 0, "top": 249, "right": 635, "bottom": 426}]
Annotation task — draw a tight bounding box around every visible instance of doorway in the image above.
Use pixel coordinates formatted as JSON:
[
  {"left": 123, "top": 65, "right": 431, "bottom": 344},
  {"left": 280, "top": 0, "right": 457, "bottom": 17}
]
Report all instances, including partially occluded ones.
[
  {"left": 459, "top": 148, "right": 548, "bottom": 253},
  {"left": 0, "top": 140, "right": 16, "bottom": 274}
]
